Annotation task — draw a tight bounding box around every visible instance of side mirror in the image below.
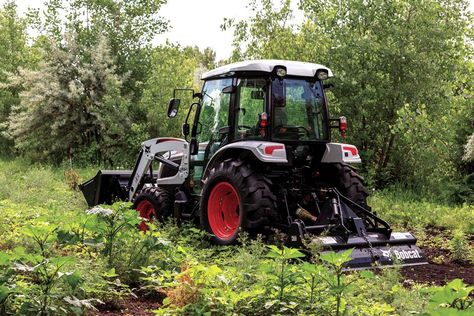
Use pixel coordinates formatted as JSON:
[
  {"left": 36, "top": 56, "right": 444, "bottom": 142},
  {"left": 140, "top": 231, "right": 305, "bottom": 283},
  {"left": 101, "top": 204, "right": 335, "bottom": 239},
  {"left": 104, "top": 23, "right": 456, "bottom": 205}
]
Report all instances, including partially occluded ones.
[
  {"left": 182, "top": 123, "right": 190, "bottom": 136},
  {"left": 167, "top": 98, "right": 181, "bottom": 118}
]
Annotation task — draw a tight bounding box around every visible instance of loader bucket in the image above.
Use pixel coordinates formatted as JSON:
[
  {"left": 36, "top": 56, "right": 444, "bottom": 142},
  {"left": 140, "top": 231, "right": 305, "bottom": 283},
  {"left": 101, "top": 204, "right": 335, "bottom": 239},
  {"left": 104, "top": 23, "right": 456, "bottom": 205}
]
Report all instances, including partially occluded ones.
[{"left": 79, "top": 170, "right": 133, "bottom": 207}]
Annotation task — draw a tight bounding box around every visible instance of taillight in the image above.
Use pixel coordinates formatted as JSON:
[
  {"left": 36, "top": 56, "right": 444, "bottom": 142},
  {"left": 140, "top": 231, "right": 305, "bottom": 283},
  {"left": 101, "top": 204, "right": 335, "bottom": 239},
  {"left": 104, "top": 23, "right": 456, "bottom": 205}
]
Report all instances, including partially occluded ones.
[
  {"left": 259, "top": 112, "right": 268, "bottom": 128},
  {"left": 339, "top": 116, "right": 347, "bottom": 137},
  {"left": 258, "top": 112, "right": 268, "bottom": 137}
]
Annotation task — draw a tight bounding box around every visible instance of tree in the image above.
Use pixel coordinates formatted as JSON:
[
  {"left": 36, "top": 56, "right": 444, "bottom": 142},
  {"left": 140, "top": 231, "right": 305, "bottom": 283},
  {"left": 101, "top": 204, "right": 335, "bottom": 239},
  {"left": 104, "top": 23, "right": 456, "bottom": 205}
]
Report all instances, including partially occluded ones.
[
  {"left": 222, "top": 0, "right": 305, "bottom": 61},
  {"left": 140, "top": 43, "right": 203, "bottom": 138},
  {"left": 36, "top": 0, "right": 169, "bottom": 102},
  {"left": 463, "top": 133, "right": 474, "bottom": 163},
  {"left": 6, "top": 34, "right": 132, "bottom": 165},
  {"left": 0, "top": 1, "right": 37, "bottom": 156}
]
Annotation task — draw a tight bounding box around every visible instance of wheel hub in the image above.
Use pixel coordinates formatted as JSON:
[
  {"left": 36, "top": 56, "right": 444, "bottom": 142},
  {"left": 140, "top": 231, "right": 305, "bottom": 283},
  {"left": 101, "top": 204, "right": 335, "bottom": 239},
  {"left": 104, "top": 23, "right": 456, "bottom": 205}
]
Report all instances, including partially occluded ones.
[
  {"left": 207, "top": 182, "right": 240, "bottom": 239},
  {"left": 136, "top": 200, "right": 155, "bottom": 231}
]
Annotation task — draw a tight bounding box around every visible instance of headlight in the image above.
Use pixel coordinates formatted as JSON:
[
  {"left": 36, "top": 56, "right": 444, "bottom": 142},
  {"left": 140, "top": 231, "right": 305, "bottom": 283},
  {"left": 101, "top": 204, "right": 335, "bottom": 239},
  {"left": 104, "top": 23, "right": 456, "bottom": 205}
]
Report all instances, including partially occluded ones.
[
  {"left": 273, "top": 65, "right": 287, "bottom": 77},
  {"left": 316, "top": 70, "right": 329, "bottom": 81}
]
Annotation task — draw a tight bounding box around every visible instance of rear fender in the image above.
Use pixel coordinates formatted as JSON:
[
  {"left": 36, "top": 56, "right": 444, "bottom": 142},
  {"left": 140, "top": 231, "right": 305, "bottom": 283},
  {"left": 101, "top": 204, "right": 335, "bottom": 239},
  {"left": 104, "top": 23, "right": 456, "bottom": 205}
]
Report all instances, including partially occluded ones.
[
  {"left": 321, "top": 142, "right": 361, "bottom": 163},
  {"left": 203, "top": 141, "right": 288, "bottom": 175}
]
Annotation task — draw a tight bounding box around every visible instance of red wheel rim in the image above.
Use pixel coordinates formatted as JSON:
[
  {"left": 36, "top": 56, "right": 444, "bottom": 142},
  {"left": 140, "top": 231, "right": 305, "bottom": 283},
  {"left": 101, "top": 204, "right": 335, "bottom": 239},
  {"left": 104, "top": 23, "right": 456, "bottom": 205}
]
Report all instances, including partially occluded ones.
[
  {"left": 207, "top": 182, "right": 241, "bottom": 240},
  {"left": 136, "top": 200, "right": 155, "bottom": 231}
]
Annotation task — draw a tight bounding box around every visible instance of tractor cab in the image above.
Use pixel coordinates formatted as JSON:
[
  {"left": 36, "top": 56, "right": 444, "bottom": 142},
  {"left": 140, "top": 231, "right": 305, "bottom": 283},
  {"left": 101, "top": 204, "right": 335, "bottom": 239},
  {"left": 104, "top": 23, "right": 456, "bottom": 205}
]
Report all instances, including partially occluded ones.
[
  {"left": 171, "top": 60, "right": 341, "bottom": 154},
  {"left": 168, "top": 60, "right": 347, "bottom": 185}
]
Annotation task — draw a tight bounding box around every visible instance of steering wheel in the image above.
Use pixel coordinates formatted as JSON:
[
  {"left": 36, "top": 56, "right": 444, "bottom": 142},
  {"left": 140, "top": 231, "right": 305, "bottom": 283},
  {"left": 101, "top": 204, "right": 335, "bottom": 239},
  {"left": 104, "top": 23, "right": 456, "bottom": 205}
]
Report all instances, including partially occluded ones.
[
  {"left": 274, "top": 125, "right": 311, "bottom": 136},
  {"left": 238, "top": 125, "right": 253, "bottom": 130}
]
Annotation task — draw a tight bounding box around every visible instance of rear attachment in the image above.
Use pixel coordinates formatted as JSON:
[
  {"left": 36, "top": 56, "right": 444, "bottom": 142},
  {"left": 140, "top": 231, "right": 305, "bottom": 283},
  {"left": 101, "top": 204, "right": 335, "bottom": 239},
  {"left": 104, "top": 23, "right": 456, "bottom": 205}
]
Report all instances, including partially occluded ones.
[{"left": 286, "top": 189, "right": 428, "bottom": 269}]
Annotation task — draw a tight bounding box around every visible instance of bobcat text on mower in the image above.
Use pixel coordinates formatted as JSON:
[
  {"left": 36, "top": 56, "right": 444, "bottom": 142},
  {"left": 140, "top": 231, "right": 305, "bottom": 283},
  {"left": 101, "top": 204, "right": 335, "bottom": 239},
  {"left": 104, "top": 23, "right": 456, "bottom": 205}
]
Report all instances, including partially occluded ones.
[{"left": 80, "top": 59, "right": 428, "bottom": 269}]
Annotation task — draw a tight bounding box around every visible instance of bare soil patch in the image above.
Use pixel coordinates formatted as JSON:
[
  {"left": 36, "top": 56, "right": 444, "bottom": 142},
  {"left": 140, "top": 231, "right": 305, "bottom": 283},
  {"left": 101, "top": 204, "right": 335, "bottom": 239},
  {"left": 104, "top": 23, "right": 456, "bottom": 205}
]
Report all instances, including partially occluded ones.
[
  {"left": 91, "top": 295, "right": 162, "bottom": 316},
  {"left": 402, "top": 227, "right": 474, "bottom": 285}
]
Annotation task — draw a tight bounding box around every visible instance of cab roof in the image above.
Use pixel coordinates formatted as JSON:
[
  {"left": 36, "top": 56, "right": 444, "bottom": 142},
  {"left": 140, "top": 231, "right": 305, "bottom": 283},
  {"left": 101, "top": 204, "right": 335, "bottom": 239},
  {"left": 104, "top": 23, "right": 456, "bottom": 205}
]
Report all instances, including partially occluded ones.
[{"left": 201, "top": 59, "right": 334, "bottom": 80}]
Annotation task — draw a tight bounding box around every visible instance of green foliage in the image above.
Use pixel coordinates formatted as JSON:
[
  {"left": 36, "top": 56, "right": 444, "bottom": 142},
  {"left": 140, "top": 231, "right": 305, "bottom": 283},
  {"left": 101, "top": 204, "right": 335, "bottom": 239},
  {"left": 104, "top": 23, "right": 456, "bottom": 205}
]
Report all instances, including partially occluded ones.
[
  {"left": 140, "top": 43, "right": 203, "bottom": 138},
  {"left": 86, "top": 203, "right": 138, "bottom": 266},
  {"left": 300, "top": 0, "right": 473, "bottom": 194},
  {"left": 0, "top": 158, "right": 473, "bottom": 315},
  {"left": 449, "top": 230, "right": 471, "bottom": 262},
  {"left": 223, "top": 0, "right": 299, "bottom": 61},
  {"left": 36, "top": 0, "right": 169, "bottom": 102},
  {"left": 424, "top": 279, "right": 474, "bottom": 315},
  {"left": 263, "top": 245, "right": 305, "bottom": 303},
  {"left": 320, "top": 249, "right": 354, "bottom": 316},
  {"left": 0, "top": 1, "right": 219, "bottom": 167},
  {"left": 0, "top": 226, "right": 99, "bottom": 315}
]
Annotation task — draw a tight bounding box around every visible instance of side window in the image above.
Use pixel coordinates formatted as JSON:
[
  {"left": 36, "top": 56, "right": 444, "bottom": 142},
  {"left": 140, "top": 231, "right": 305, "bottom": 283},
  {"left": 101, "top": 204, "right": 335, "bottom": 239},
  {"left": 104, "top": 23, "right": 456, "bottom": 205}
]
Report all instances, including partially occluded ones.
[
  {"left": 235, "top": 78, "right": 267, "bottom": 140},
  {"left": 198, "top": 78, "right": 232, "bottom": 143}
]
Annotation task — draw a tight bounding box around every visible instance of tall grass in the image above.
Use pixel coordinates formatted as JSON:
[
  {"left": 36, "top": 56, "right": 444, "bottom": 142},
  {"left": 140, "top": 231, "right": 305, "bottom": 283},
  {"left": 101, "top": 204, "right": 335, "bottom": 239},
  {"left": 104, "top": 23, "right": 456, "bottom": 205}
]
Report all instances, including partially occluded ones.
[{"left": 369, "top": 188, "right": 474, "bottom": 233}]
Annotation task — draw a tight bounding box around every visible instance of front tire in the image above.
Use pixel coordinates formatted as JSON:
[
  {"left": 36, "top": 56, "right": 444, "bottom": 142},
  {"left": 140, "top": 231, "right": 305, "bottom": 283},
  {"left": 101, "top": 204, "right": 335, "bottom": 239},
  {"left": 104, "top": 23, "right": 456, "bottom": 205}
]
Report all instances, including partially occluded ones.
[
  {"left": 200, "top": 159, "right": 277, "bottom": 245},
  {"left": 133, "top": 187, "right": 173, "bottom": 231}
]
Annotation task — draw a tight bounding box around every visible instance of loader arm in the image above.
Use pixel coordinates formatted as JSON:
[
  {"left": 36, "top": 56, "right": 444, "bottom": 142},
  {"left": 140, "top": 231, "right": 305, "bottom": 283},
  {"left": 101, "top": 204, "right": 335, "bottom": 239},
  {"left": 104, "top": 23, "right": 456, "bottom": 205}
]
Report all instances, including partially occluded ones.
[{"left": 128, "top": 138, "right": 190, "bottom": 200}]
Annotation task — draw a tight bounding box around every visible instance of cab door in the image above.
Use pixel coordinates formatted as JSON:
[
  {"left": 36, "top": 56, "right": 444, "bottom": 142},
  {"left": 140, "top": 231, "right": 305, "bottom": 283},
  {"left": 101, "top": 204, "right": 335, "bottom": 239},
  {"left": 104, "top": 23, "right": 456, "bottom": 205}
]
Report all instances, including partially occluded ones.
[{"left": 191, "top": 78, "right": 232, "bottom": 191}]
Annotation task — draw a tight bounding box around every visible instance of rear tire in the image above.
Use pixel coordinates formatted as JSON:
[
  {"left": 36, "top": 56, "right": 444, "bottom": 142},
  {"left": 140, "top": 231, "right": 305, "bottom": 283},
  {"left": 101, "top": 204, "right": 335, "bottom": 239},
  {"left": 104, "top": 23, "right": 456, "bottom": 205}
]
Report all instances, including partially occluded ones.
[
  {"left": 133, "top": 187, "right": 173, "bottom": 231},
  {"left": 200, "top": 159, "right": 277, "bottom": 245},
  {"left": 324, "top": 163, "right": 370, "bottom": 208}
]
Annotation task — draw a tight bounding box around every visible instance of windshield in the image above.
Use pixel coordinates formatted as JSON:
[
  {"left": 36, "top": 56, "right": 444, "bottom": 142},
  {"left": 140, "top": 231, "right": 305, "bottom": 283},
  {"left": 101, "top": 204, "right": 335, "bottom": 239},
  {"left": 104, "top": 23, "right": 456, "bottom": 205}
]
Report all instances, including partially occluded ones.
[{"left": 272, "top": 78, "right": 328, "bottom": 141}]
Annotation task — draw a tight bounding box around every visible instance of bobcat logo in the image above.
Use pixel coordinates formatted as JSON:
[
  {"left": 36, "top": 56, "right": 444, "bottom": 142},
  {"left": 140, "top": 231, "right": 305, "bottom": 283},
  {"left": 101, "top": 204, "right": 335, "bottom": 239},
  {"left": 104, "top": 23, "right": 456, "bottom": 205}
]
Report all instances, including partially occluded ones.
[{"left": 380, "top": 248, "right": 422, "bottom": 260}]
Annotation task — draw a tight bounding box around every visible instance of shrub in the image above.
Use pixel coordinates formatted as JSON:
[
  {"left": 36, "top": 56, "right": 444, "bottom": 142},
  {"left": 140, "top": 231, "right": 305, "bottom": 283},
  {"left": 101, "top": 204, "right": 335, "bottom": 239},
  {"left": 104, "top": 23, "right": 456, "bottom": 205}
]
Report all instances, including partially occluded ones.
[{"left": 449, "top": 230, "right": 470, "bottom": 262}]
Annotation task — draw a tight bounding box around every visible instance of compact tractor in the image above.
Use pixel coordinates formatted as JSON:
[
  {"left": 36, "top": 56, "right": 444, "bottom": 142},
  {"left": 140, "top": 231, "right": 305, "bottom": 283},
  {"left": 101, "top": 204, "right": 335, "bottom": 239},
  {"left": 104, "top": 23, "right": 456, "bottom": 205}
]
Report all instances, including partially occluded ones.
[{"left": 81, "top": 60, "right": 427, "bottom": 269}]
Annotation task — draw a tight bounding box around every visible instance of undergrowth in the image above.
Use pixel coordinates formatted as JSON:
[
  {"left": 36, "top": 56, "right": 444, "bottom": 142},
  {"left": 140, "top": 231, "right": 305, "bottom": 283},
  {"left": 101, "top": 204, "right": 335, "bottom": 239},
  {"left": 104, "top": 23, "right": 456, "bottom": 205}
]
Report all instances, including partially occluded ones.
[{"left": 0, "top": 159, "right": 473, "bottom": 315}]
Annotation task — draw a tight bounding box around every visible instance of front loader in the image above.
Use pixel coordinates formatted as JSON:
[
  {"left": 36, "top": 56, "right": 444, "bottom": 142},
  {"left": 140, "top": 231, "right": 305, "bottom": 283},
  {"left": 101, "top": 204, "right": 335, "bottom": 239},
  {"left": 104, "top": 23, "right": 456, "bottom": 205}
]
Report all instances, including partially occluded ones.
[{"left": 80, "top": 60, "right": 427, "bottom": 269}]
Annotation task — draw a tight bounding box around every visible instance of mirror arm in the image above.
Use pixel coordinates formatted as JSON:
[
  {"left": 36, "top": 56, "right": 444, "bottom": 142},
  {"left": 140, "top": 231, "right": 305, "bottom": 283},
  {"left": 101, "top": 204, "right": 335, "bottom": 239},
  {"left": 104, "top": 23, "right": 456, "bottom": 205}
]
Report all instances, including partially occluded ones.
[
  {"left": 185, "top": 102, "right": 196, "bottom": 124},
  {"left": 190, "top": 102, "right": 202, "bottom": 138}
]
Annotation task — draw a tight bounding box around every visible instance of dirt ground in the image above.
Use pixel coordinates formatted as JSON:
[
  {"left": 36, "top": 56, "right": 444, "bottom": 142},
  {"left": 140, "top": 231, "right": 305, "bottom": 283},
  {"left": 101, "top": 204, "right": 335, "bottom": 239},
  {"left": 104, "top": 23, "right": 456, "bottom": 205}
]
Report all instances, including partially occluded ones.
[
  {"left": 91, "top": 296, "right": 161, "bottom": 316},
  {"left": 401, "top": 228, "right": 474, "bottom": 285}
]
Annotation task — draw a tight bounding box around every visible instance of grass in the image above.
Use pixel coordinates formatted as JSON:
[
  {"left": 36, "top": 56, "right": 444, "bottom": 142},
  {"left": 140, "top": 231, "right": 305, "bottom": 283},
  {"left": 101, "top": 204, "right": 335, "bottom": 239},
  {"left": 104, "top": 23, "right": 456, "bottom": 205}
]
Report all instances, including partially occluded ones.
[
  {"left": 370, "top": 189, "right": 474, "bottom": 233},
  {"left": 0, "top": 159, "right": 94, "bottom": 210}
]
